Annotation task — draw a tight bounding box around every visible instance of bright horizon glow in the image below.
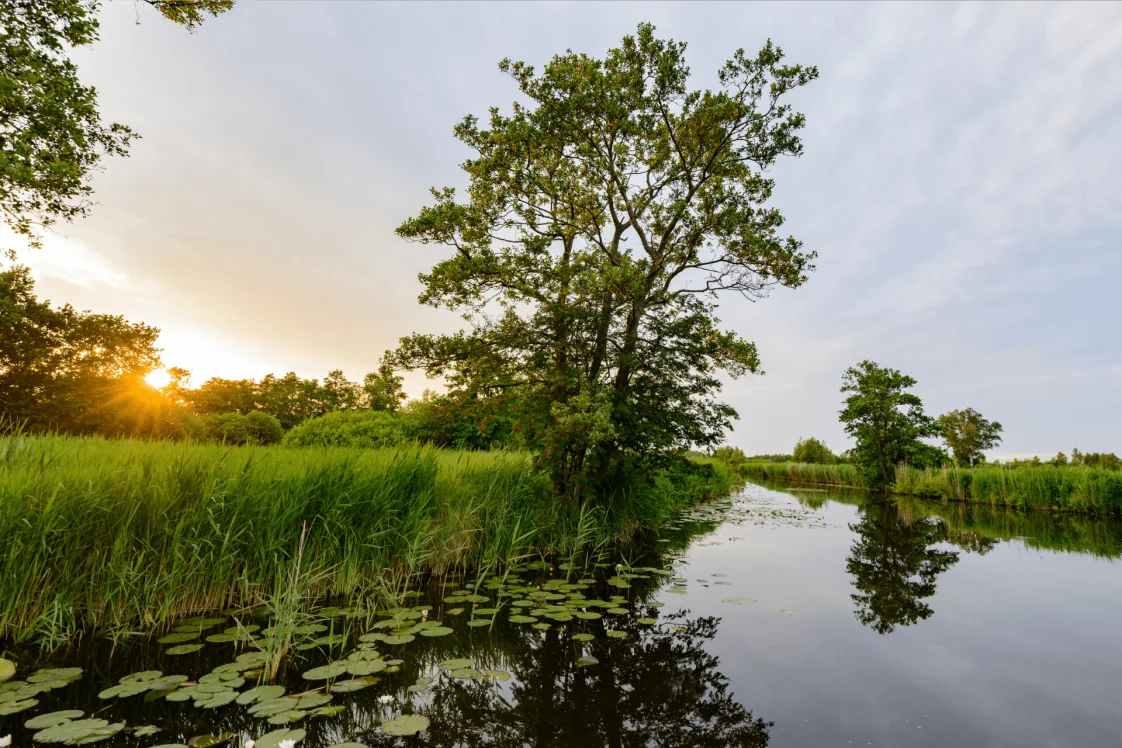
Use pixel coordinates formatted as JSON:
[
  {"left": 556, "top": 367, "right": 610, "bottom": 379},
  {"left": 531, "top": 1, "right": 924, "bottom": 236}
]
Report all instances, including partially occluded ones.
[{"left": 144, "top": 369, "right": 172, "bottom": 389}]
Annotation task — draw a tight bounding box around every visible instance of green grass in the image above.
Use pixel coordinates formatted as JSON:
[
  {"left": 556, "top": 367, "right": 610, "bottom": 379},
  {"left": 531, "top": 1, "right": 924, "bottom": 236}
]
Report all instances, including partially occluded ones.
[
  {"left": 893, "top": 464, "right": 1122, "bottom": 513},
  {"left": 737, "top": 461, "right": 863, "bottom": 488},
  {"left": 740, "top": 460, "right": 1122, "bottom": 514},
  {"left": 0, "top": 435, "right": 732, "bottom": 644}
]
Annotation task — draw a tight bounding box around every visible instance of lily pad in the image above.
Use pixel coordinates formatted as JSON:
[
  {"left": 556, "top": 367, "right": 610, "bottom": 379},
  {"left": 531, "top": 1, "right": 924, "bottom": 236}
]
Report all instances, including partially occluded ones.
[
  {"left": 571, "top": 633, "right": 595, "bottom": 642},
  {"left": 237, "top": 685, "right": 286, "bottom": 705},
  {"left": 778, "top": 609, "right": 796, "bottom": 615},
  {"left": 449, "top": 667, "right": 482, "bottom": 679},
  {"left": 418, "top": 626, "right": 453, "bottom": 637},
  {"left": 254, "top": 728, "right": 306, "bottom": 748},
  {"left": 721, "top": 597, "right": 756, "bottom": 605},
  {"left": 439, "top": 658, "right": 473, "bottom": 670},
  {"left": 636, "top": 617, "right": 657, "bottom": 625},
  {"left": 302, "top": 662, "right": 349, "bottom": 680},
  {"left": 166, "top": 643, "right": 206, "bottom": 655},
  {"left": 380, "top": 713, "right": 430, "bottom": 736},
  {"left": 606, "top": 630, "right": 628, "bottom": 638},
  {"left": 186, "top": 734, "right": 235, "bottom": 748},
  {"left": 158, "top": 632, "right": 200, "bottom": 644},
  {"left": 381, "top": 634, "right": 415, "bottom": 645},
  {"left": 0, "top": 658, "right": 15, "bottom": 682},
  {"left": 575, "top": 655, "right": 599, "bottom": 667},
  {"left": 329, "top": 678, "right": 372, "bottom": 693},
  {"left": 508, "top": 615, "right": 537, "bottom": 624},
  {"left": 466, "top": 619, "right": 491, "bottom": 628},
  {"left": 483, "top": 669, "right": 511, "bottom": 681},
  {"left": 24, "top": 710, "right": 84, "bottom": 729}
]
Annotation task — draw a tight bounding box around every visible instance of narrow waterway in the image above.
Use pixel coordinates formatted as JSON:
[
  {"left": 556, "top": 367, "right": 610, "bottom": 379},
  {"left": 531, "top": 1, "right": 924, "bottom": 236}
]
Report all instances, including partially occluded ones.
[{"left": 2, "top": 481, "right": 1120, "bottom": 747}]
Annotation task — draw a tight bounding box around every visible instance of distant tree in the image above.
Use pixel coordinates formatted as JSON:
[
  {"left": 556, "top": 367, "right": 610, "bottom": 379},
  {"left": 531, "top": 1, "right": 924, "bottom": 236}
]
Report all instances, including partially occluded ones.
[
  {"left": 838, "top": 361, "right": 940, "bottom": 490},
  {"left": 185, "top": 377, "right": 257, "bottom": 415},
  {"left": 937, "top": 407, "right": 1003, "bottom": 467},
  {"left": 1, "top": 0, "right": 230, "bottom": 252},
  {"left": 711, "top": 446, "right": 748, "bottom": 468},
  {"left": 318, "top": 369, "right": 362, "bottom": 412},
  {"left": 792, "top": 436, "right": 835, "bottom": 464},
  {"left": 256, "top": 372, "right": 321, "bottom": 429},
  {"left": 0, "top": 264, "right": 164, "bottom": 433},
  {"left": 363, "top": 361, "right": 407, "bottom": 413},
  {"left": 1050, "top": 451, "right": 1068, "bottom": 467}
]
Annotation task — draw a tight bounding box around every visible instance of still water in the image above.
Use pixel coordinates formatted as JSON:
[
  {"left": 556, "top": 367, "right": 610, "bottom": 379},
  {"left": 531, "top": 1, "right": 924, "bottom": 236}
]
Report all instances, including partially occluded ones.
[{"left": 3, "top": 481, "right": 1121, "bottom": 747}]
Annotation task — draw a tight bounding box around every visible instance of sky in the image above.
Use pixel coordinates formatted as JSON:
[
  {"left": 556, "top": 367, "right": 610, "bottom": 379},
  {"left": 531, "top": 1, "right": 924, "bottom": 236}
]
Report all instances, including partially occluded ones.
[{"left": 14, "top": 1, "right": 1122, "bottom": 457}]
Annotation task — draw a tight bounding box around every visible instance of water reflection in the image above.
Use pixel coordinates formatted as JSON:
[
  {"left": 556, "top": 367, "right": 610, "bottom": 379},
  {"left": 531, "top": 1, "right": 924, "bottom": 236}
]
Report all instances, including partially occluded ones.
[{"left": 845, "top": 501, "right": 960, "bottom": 634}]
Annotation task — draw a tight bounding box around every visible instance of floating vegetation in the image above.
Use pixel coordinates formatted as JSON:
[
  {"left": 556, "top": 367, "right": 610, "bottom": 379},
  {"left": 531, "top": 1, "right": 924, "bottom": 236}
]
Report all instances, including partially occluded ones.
[
  {"left": 380, "top": 713, "right": 429, "bottom": 736},
  {"left": 721, "top": 597, "right": 757, "bottom": 605}
]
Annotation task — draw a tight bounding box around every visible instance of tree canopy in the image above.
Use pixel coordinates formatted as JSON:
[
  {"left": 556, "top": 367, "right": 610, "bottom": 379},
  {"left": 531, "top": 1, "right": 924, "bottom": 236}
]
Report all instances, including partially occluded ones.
[
  {"left": 393, "top": 23, "right": 818, "bottom": 504},
  {"left": 792, "top": 436, "right": 835, "bottom": 464},
  {"left": 0, "top": 0, "right": 230, "bottom": 252},
  {"left": 938, "top": 407, "right": 1002, "bottom": 467},
  {"left": 838, "top": 360, "right": 943, "bottom": 489}
]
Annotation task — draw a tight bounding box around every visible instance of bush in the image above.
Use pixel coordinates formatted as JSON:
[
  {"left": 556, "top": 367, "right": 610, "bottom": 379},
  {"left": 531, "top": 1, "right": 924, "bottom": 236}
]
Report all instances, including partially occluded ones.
[
  {"left": 282, "top": 409, "right": 407, "bottom": 449},
  {"left": 199, "top": 411, "right": 284, "bottom": 446},
  {"left": 792, "top": 437, "right": 836, "bottom": 464}
]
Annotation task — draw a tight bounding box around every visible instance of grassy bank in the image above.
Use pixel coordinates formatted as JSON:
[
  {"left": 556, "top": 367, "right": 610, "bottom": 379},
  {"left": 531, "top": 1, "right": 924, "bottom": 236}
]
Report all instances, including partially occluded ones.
[
  {"left": 739, "top": 460, "right": 1122, "bottom": 514},
  {"left": 737, "top": 461, "right": 863, "bottom": 488},
  {"left": 0, "top": 435, "right": 732, "bottom": 644}
]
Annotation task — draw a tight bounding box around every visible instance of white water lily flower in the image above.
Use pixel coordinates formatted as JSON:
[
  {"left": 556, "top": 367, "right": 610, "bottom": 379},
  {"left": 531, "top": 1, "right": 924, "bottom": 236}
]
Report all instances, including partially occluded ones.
[
  {"left": 244, "top": 741, "right": 255, "bottom": 748},
  {"left": 278, "top": 741, "right": 295, "bottom": 748},
  {"left": 0, "top": 736, "right": 11, "bottom": 747},
  {"left": 379, "top": 694, "right": 394, "bottom": 704}
]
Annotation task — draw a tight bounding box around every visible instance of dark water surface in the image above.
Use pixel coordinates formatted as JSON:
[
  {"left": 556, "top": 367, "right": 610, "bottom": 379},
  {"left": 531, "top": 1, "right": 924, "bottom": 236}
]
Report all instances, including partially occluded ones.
[{"left": 3, "top": 481, "right": 1121, "bottom": 747}]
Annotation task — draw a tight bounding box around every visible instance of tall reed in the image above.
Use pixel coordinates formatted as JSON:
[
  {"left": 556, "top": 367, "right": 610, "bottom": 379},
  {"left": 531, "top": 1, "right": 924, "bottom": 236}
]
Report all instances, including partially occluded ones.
[{"left": 0, "top": 435, "right": 730, "bottom": 644}]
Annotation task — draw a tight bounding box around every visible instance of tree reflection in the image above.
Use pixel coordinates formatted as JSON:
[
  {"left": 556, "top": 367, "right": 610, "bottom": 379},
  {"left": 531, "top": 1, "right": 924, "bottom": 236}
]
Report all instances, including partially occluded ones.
[
  {"left": 360, "top": 611, "right": 770, "bottom": 747},
  {"left": 846, "top": 501, "right": 960, "bottom": 635}
]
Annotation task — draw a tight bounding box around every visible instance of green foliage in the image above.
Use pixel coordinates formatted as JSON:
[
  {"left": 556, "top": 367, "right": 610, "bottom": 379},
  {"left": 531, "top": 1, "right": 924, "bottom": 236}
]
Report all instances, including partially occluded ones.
[
  {"left": 739, "top": 461, "right": 863, "bottom": 488},
  {"left": 839, "top": 361, "right": 942, "bottom": 490},
  {"left": 791, "top": 437, "right": 835, "bottom": 464},
  {"left": 393, "top": 23, "right": 818, "bottom": 505},
  {"left": 198, "top": 411, "right": 284, "bottom": 446},
  {"left": 937, "top": 407, "right": 1002, "bottom": 467},
  {"left": 281, "top": 409, "right": 407, "bottom": 449},
  {"left": 0, "top": 434, "right": 730, "bottom": 642},
  {"left": 364, "top": 361, "right": 407, "bottom": 413},
  {"left": 0, "top": 0, "right": 228, "bottom": 251},
  {"left": 0, "top": 264, "right": 173, "bottom": 436}
]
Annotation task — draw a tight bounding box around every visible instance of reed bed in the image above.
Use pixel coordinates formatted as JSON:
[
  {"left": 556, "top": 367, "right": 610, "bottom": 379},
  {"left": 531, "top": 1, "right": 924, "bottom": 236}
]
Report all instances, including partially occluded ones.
[
  {"left": 893, "top": 464, "right": 1122, "bottom": 514},
  {"left": 740, "top": 459, "right": 1122, "bottom": 514},
  {"left": 738, "top": 461, "right": 863, "bottom": 488},
  {"left": 0, "top": 435, "right": 730, "bottom": 644}
]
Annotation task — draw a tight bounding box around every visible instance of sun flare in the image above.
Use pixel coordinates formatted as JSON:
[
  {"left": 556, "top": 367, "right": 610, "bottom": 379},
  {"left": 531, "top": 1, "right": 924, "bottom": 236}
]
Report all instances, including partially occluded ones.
[{"left": 144, "top": 368, "right": 172, "bottom": 389}]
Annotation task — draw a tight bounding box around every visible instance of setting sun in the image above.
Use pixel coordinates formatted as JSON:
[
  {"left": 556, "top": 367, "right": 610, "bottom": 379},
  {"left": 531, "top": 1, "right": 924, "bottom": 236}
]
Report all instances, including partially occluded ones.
[{"left": 144, "top": 368, "right": 172, "bottom": 389}]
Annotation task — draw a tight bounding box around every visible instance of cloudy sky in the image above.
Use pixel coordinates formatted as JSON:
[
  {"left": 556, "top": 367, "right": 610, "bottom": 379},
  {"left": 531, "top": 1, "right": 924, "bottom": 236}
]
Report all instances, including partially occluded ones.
[{"left": 15, "top": 1, "right": 1122, "bottom": 457}]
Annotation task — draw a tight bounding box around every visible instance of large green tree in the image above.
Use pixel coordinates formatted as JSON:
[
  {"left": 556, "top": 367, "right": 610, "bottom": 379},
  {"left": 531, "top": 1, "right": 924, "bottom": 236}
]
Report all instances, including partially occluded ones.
[
  {"left": 937, "top": 407, "right": 1002, "bottom": 467},
  {"left": 0, "top": 0, "right": 230, "bottom": 251},
  {"left": 792, "top": 436, "right": 835, "bottom": 464},
  {"left": 393, "top": 23, "right": 818, "bottom": 504},
  {"left": 838, "top": 361, "right": 942, "bottom": 489}
]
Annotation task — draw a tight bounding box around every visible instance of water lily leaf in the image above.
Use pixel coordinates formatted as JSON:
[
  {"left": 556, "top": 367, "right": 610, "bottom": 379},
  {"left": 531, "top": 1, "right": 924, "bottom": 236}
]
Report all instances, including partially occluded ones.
[
  {"left": 381, "top": 634, "right": 415, "bottom": 645},
  {"left": 303, "top": 662, "right": 349, "bottom": 680},
  {"left": 778, "top": 609, "right": 796, "bottom": 615},
  {"left": 571, "top": 633, "right": 595, "bottom": 642},
  {"left": 266, "top": 709, "right": 307, "bottom": 725},
  {"left": 532, "top": 622, "right": 551, "bottom": 631},
  {"left": 437, "top": 659, "right": 473, "bottom": 672},
  {"left": 466, "top": 620, "right": 491, "bottom": 628},
  {"left": 237, "top": 685, "right": 286, "bottom": 705},
  {"left": 32, "top": 718, "right": 123, "bottom": 744},
  {"left": 0, "top": 658, "right": 15, "bottom": 683},
  {"left": 186, "top": 733, "right": 235, "bottom": 748},
  {"left": 483, "top": 669, "right": 511, "bottom": 681},
  {"left": 449, "top": 667, "right": 481, "bottom": 679},
  {"left": 406, "top": 676, "right": 432, "bottom": 693},
  {"left": 158, "top": 632, "right": 200, "bottom": 644},
  {"left": 606, "top": 608, "right": 629, "bottom": 615},
  {"left": 721, "top": 597, "right": 757, "bottom": 605},
  {"left": 573, "top": 611, "right": 601, "bottom": 620},
  {"left": 0, "top": 697, "right": 38, "bottom": 715},
  {"left": 380, "top": 714, "right": 430, "bottom": 736},
  {"left": 418, "top": 626, "right": 453, "bottom": 637},
  {"left": 24, "top": 709, "right": 84, "bottom": 729},
  {"left": 445, "top": 607, "right": 465, "bottom": 616},
  {"left": 254, "top": 728, "right": 306, "bottom": 748},
  {"left": 636, "top": 618, "right": 657, "bottom": 625},
  {"left": 345, "top": 659, "right": 386, "bottom": 676},
  {"left": 508, "top": 615, "right": 536, "bottom": 624},
  {"left": 575, "top": 655, "right": 599, "bottom": 667},
  {"left": 134, "top": 725, "right": 160, "bottom": 737},
  {"left": 166, "top": 644, "right": 206, "bottom": 655},
  {"left": 326, "top": 744, "right": 368, "bottom": 748},
  {"left": 606, "top": 630, "right": 628, "bottom": 638},
  {"left": 293, "top": 693, "right": 333, "bottom": 709},
  {"left": 329, "top": 678, "right": 372, "bottom": 693},
  {"left": 308, "top": 705, "right": 346, "bottom": 717},
  {"left": 195, "top": 690, "right": 239, "bottom": 709}
]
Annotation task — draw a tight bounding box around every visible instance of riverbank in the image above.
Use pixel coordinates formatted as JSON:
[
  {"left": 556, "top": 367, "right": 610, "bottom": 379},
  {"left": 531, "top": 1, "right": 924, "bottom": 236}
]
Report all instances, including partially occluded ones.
[
  {"left": 0, "top": 435, "right": 733, "bottom": 644},
  {"left": 737, "top": 461, "right": 1122, "bottom": 513}
]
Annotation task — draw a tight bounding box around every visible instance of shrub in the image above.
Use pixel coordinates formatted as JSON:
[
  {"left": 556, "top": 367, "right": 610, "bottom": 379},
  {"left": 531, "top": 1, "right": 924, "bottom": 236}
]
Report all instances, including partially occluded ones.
[
  {"left": 282, "top": 409, "right": 407, "bottom": 449},
  {"left": 792, "top": 437, "right": 836, "bottom": 464}
]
